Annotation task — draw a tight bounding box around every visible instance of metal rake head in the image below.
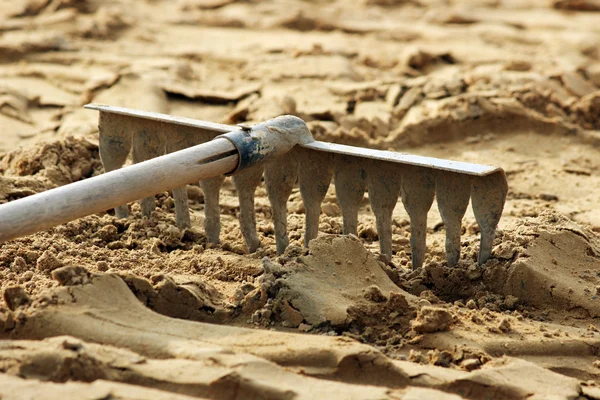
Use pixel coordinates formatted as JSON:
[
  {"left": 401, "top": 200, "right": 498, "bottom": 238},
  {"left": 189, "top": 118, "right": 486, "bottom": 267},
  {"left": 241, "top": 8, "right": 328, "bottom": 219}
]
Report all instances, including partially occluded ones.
[{"left": 88, "top": 104, "right": 508, "bottom": 269}]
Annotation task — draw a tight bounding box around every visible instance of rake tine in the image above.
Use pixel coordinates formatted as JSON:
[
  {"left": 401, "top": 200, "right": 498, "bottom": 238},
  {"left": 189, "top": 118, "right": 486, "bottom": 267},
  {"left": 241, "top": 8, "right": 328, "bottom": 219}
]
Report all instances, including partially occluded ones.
[
  {"left": 471, "top": 171, "right": 508, "bottom": 265},
  {"left": 233, "top": 165, "right": 264, "bottom": 253},
  {"left": 165, "top": 126, "right": 196, "bottom": 229},
  {"left": 167, "top": 126, "right": 233, "bottom": 230},
  {"left": 98, "top": 112, "right": 132, "bottom": 219},
  {"left": 366, "top": 160, "right": 402, "bottom": 263},
  {"left": 171, "top": 185, "right": 192, "bottom": 228},
  {"left": 264, "top": 151, "right": 300, "bottom": 255},
  {"left": 131, "top": 121, "right": 166, "bottom": 218},
  {"left": 199, "top": 176, "right": 225, "bottom": 244},
  {"left": 297, "top": 147, "right": 334, "bottom": 247},
  {"left": 401, "top": 166, "right": 435, "bottom": 270},
  {"left": 334, "top": 155, "right": 367, "bottom": 236},
  {"left": 435, "top": 171, "right": 471, "bottom": 266}
]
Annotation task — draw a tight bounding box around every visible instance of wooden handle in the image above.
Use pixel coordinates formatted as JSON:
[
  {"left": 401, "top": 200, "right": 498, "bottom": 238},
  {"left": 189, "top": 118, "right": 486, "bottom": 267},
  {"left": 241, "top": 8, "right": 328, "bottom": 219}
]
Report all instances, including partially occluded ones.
[{"left": 0, "top": 138, "right": 238, "bottom": 243}]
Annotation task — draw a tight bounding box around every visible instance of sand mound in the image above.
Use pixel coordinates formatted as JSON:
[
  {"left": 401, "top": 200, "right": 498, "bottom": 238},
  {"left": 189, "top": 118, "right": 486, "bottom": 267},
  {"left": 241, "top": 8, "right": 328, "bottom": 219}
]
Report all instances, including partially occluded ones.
[
  {"left": 0, "top": 136, "right": 102, "bottom": 207},
  {"left": 269, "top": 235, "right": 416, "bottom": 328},
  {"left": 0, "top": 335, "right": 408, "bottom": 400},
  {"left": 399, "top": 356, "right": 584, "bottom": 400},
  {"left": 0, "top": 373, "right": 205, "bottom": 400},
  {"left": 395, "top": 211, "right": 600, "bottom": 318},
  {"left": 0, "top": 136, "right": 101, "bottom": 190},
  {"left": 484, "top": 211, "right": 600, "bottom": 317}
]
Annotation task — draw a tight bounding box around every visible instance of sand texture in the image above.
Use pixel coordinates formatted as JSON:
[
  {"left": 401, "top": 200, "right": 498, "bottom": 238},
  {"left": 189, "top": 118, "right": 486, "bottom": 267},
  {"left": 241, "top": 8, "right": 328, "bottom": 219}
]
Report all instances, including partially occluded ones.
[{"left": 1, "top": 0, "right": 600, "bottom": 398}]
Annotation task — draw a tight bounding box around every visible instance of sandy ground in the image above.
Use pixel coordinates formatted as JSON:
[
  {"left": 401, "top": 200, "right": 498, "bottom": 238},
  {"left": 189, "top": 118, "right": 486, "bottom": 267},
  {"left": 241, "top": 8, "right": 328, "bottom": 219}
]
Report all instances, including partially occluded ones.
[{"left": 1, "top": 0, "right": 600, "bottom": 398}]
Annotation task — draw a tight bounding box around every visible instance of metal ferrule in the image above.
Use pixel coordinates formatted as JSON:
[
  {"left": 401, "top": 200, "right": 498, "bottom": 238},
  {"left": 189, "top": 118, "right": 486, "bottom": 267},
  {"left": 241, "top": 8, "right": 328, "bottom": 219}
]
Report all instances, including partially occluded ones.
[{"left": 217, "top": 115, "right": 313, "bottom": 175}]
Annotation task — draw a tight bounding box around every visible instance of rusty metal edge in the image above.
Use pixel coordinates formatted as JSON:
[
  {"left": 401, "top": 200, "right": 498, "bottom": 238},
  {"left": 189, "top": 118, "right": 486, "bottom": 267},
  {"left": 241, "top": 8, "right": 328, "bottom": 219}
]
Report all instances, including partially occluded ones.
[{"left": 85, "top": 103, "right": 502, "bottom": 176}]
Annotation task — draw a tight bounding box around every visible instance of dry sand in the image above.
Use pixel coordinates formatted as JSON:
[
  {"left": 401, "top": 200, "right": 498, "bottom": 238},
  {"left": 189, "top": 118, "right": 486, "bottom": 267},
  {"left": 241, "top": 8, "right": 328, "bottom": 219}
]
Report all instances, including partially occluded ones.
[{"left": 1, "top": 0, "right": 600, "bottom": 398}]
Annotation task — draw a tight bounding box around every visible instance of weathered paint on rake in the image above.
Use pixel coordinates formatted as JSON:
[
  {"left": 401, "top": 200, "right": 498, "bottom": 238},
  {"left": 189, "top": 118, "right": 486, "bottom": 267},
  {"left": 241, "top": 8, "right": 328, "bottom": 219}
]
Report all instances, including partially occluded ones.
[{"left": 86, "top": 104, "right": 508, "bottom": 268}]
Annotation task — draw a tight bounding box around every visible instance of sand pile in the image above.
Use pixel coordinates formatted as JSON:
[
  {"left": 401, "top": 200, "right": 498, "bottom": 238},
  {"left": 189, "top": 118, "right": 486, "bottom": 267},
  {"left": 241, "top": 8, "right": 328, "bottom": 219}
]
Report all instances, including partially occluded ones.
[
  {"left": 0, "top": 136, "right": 101, "bottom": 192},
  {"left": 398, "top": 211, "right": 600, "bottom": 317},
  {"left": 251, "top": 235, "right": 417, "bottom": 328},
  {"left": 484, "top": 211, "right": 600, "bottom": 317}
]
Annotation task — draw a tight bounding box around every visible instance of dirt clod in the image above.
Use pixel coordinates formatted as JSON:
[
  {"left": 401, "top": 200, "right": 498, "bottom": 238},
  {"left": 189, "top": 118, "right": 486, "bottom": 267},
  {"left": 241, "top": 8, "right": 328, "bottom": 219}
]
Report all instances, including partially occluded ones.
[
  {"left": 36, "top": 251, "right": 62, "bottom": 274},
  {"left": 52, "top": 265, "right": 93, "bottom": 286},
  {"left": 411, "top": 307, "right": 453, "bottom": 334},
  {"left": 3, "top": 286, "right": 30, "bottom": 310}
]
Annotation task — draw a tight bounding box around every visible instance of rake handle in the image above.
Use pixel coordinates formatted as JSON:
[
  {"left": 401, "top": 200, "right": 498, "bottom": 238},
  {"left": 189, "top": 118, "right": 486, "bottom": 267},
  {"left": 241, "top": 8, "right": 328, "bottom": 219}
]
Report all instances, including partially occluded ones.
[
  {"left": 0, "top": 114, "right": 313, "bottom": 244},
  {"left": 0, "top": 138, "right": 239, "bottom": 244}
]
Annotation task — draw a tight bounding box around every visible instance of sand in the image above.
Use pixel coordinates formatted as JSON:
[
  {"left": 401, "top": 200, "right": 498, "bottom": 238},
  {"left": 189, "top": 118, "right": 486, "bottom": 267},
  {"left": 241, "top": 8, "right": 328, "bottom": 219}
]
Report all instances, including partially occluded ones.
[{"left": 1, "top": 0, "right": 600, "bottom": 398}]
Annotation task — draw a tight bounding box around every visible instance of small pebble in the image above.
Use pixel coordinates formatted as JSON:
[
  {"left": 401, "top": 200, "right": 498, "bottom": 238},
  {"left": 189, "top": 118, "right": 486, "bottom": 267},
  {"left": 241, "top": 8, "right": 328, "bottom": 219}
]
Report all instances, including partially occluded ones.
[{"left": 466, "top": 299, "right": 477, "bottom": 309}]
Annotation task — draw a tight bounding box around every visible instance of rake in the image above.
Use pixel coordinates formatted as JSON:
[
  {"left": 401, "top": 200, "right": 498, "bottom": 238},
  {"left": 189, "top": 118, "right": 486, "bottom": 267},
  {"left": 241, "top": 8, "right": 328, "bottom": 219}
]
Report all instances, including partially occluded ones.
[{"left": 0, "top": 104, "right": 508, "bottom": 269}]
